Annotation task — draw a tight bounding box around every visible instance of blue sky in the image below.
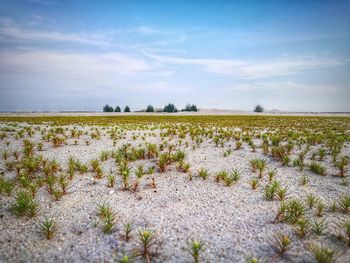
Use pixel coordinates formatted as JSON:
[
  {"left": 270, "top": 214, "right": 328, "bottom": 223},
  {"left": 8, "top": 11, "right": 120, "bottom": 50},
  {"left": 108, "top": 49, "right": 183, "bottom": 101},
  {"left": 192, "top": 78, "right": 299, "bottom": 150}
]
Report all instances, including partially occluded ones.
[{"left": 0, "top": 0, "right": 349, "bottom": 111}]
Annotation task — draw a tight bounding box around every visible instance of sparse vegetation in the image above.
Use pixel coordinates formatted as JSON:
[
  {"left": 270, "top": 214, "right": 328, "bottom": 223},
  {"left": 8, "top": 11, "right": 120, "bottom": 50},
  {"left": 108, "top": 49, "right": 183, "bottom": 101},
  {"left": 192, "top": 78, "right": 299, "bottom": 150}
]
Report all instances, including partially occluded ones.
[
  {"left": 186, "top": 238, "right": 205, "bottom": 263},
  {"left": 1, "top": 115, "right": 350, "bottom": 262},
  {"left": 271, "top": 233, "right": 291, "bottom": 257},
  {"left": 39, "top": 217, "right": 57, "bottom": 239}
]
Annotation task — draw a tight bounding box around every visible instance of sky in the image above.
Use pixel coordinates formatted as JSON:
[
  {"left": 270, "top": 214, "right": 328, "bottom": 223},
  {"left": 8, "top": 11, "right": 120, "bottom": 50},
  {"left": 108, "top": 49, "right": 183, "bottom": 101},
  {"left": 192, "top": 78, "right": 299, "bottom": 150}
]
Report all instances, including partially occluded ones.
[{"left": 0, "top": 0, "right": 349, "bottom": 112}]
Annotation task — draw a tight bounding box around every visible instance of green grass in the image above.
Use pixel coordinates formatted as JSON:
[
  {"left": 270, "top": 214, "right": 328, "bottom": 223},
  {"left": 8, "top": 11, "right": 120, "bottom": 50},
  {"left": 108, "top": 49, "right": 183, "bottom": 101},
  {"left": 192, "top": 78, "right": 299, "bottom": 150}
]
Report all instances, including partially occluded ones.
[
  {"left": 186, "top": 238, "right": 206, "bottom": 263},
  {"left": 39, "top": 217, "right": 57, "bottom": 239},
  {"left": 1, "top": 115, "right": 349, "bottom": 134},
  {"left": 271, "top": 233, "right": 291, "bottom": 257},
  {"left": 309, "top": 244, "right": 336, "bottom": 263},
  {"left": 12, "top": 190, "right": 39, "bottom": 217}
]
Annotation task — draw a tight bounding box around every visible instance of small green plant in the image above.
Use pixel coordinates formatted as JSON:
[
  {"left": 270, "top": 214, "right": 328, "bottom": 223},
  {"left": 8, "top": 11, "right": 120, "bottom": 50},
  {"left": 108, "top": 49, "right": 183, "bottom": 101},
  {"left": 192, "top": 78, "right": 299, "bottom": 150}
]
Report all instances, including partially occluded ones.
[
  {"left": 186, "top": 238, "right": 206, "bottom": 263},
  {"left": 90, "top": 159, "right": 101, "bottom": 172},
  {"left": 123, "top": 222, "right": 133, "bottom": 241},
  {"left": 177, "top": 161, "right": 191, "bottom": 173},
  {"left": 335, "top": 156, "right": 349, "bottom": 177},
  {"left": 317, "top": 148, "right": 326, "bottom": 161},
  {"left": 277, "top": 199, "right": 305, "bottom": 223},
  {"left": 263, "top": 180, "right": 280, "bottom": 200},
  {"left": 295, "top": 218, "right": 309, "bottom": 238},
  {"left": 99, "top": 150, "right": 109, "bottom": 161},
  {"left": 339, "top": 219, "right": 350, "bottom": 246},
  {"left": 329, "top": 201, "right": 337, "bottom": 212},
  {"left": 46, "top": 173, "right": 57, "bottom": 192},
  {"left": 215, "top": 170, "right": 228, "bottom": 183},
  {"left": 310, "top": 162, "right": 327, "bottom": 176},
  {"left": 12, "top": 149, "right": 21, "bottom": 161},
  {"left": 338, "top": 195, "right": 350, "bottom": 213},
  {"left": 282, "top": 155, "right": 290, "bottom": 166},
  {"left": 132, "top": 165, "right": 145, "bottom": 192},
  {"left": 235, "top": 141, "right": 242, "bottom": 150},
  {"left": 267, "top": 169, "right": 277, "bottom": 182},
  {"left": 146, "top": 166, "right": 155, "bottom": 174},
  {"left": 312, "top": 218, "right": 327, "bottom": 236},
  {"left": 0, "top": 178, "right": 15, "bottom": 196},
  {"left": 299, "top": 175, "right": 309, "bottom": 186},
  {"left": 58, "top": 173, "right": 70, "bottom": 194},
  {"left": 2, "top": 150, "right": 9, "bottom": 160},
  {"left": 309, "top": 244, "right": 336, "bottom": 263},
  {"left": 117, "top": 254, "right": 135, "bottom": 263},
  {"left": 107, "top": 173, "right": 116, "bottom": 188},
  {"left": 52, "top": 188, "right": 63, "bottom": 201},
  {"left": 158, "top": 153, "right": 169, "bottom": 172},
  {"left": 222, "top": 168, "right": 241, "bottom": 187},
  {"left": 37, "top": 142, "right": 43, "bottom": 151},
  {"left": 256, "top": 159, "right": 267, "bottom": 178},
  {"left": 250, "top": 158, "right": 259, "bottom": 172},
  {"left": 137, "top": 229, "right": 156, "bottom": 262},
  {"left": 249, "top": 178, "right": 259, "bottom": 190},
  {"left": 315, "top": 200, "right": 325, "bottom": 217},
  {"left": 94, "top": 165, "right": 104, "bottom": 179},
  {"left": 198, "top": 168, "right": 209, "bottom": 180},
  {"left": 293, "top": 154, "right": 305, "bottom": 171},
  {"left": 274, "top": 202, "right": 288, "bottom": 223},
  {"left": 245, "top": 256, "right": 266, "bottom": 263},
  {"left": 306, "top": 193, "right": 317, "bottom": 209},
  {"left": 23, "top": 139, "right": 35, "bottom": 156},
  {"left": 339, "top": 179, "right": 349, "bottom": 186},
  {"left": 276, "top": 186, "right": 288, "bottom": 201},
  {"left": 97, "top": 202, "right": 112, "bottom": 218},
  {"left": 135, "top": 164, "right": 144, "bottom": 178},
  {"left": 12, "top": 190, "right": 39, "bottom": 217},
  {"left": 39, "top": 217, "right": 57, "bottom": 239},
  {"left": 271, "top": 233, "right": 291, "bottom": 257},
  {"left": 119, "top": 162, "right": 131, "bottom": 190},
  {"left": 223, "top": 148, "right": 232, "bottom": 157},
  {"left": 172, "top": 150, "right": 186, "bottom": 163},
  {"left": 101, "top": 209, "right": 117, "bottom": 234},
  {"left": 288, "top": 199, "right": 305, "bottom": 222}
]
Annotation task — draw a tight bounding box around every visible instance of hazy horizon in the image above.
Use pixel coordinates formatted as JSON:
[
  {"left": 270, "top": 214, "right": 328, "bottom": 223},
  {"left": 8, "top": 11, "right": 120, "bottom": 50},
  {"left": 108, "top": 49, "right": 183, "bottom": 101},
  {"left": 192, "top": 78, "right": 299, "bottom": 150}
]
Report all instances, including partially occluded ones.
[{"left": 0, "top": 0, "right": 350, "bottom": 112}]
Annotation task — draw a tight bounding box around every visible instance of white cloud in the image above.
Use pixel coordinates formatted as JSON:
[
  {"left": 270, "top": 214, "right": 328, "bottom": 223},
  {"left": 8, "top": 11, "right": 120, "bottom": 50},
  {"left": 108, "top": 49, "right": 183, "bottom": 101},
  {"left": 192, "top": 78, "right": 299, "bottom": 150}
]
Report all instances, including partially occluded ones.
[
  {"left": 226, "top": 81, "right": 340, "bottom": 92},
  {"left": 0, "top": 50, "right": 154, "bottom": 76},
  {"left": 134, "top": 26, "right": 161, "bottom": 35},
  {"left": 0, "top": 24, "right": 112, "bottom": 46},
  {"left": 0, "top": 22, "right": 187, "bottom": 51},
  {"left": 145, "top": 53, "right": 345, "bottom": 79}
]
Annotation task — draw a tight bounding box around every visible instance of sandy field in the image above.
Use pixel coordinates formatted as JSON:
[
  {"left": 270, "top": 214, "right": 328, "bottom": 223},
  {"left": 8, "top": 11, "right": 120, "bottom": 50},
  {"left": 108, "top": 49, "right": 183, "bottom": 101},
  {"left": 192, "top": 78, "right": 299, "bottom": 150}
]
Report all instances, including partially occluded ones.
[
  {"left": 0, "top": 117, "right": 349, "bottom": 263},
  {"left": 0, "top": 110, "right": 350, "bottom": 117}
]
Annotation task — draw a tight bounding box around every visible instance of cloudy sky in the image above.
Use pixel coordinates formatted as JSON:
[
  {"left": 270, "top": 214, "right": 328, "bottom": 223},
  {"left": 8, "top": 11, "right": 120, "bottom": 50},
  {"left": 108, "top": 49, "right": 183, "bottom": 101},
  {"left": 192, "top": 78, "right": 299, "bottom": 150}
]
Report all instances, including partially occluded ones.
[{"left": 0, "top": 0, "right": 349, "bottom": 112}]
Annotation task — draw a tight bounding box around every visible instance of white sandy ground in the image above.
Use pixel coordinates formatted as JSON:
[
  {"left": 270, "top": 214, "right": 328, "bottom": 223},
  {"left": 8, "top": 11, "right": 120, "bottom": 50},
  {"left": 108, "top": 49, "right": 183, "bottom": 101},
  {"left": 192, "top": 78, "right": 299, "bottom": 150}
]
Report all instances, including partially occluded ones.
[
  {"left": 0, "top": 109, "right": 349, "bottom": 117},
  {"left": 0, "top": 122, "right": 349, "bottom": 262}
]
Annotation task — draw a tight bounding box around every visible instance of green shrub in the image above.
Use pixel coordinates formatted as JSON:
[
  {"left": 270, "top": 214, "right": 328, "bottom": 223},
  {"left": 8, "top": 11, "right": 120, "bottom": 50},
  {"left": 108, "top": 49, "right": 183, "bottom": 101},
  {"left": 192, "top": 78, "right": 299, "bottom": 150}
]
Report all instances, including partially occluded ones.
[{"left": 310, "top": 162, "right": 327, "bottom": 176}]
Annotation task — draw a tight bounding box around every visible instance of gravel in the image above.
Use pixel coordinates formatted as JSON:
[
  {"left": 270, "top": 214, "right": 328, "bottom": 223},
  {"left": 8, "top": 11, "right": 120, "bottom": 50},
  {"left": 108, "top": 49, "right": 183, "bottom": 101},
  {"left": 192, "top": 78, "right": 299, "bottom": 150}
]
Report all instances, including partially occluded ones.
[{"left": 0, "top": 122, "right": 349, "bottom": 263}]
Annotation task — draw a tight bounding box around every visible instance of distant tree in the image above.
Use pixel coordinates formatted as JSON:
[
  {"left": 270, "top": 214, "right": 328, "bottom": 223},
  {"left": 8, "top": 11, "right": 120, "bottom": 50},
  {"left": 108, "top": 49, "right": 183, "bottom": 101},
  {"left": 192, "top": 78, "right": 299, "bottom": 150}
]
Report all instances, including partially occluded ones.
[
  {"left": 254, "top": 104, "right": 264, "bottom": 113},
  {"left": 183, "top": 103, "right": 198, "bottom": 112},
  {"left": 124, "top": 106, "right": 131, "bottom": 112},
  {"left": 103, "top": 104, "right": 114, "bottom": 112},
  {"left": 163, "top": 103, "right": 177, "bottom": 113},
  {"left": 146, "top": 105, "right": 154, "bottom": 112},
  {"left": 184, "top": 103, "right": 191, "bottom": 111},
  {"left": 114, "top": 106, "right": 121, "bottom": 112},
  {"left": 190, "top": 104, "right": 198, "bottom": 112}
]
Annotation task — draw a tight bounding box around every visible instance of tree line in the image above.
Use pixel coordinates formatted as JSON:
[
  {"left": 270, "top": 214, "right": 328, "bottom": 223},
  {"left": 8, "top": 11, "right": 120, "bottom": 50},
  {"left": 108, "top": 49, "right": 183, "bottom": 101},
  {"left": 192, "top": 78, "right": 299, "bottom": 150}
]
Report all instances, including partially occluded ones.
[
  {"left": 103, "top": 103, "right": 264, "bottom": 112},
  {"left": 102, "top": 103, "right": 198, "bottom": 112},
  {"left": 103, "top": 105, "right": 130, "bottom": 112}
]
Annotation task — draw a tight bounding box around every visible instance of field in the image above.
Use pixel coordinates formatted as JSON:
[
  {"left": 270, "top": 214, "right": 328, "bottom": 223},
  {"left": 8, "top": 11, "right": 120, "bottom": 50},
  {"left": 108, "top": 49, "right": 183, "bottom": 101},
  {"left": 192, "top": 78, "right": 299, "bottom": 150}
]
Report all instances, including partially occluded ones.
[{"left": 0, "top": 115, "right": 350, "bottom": 263}]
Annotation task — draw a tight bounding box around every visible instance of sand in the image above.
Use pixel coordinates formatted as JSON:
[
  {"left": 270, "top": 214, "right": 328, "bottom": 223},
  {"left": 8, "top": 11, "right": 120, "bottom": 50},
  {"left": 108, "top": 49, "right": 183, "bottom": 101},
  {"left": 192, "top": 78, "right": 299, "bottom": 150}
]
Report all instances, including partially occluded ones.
[{"left": 0, "top": 122, "right": 349, "bottom": 262}]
